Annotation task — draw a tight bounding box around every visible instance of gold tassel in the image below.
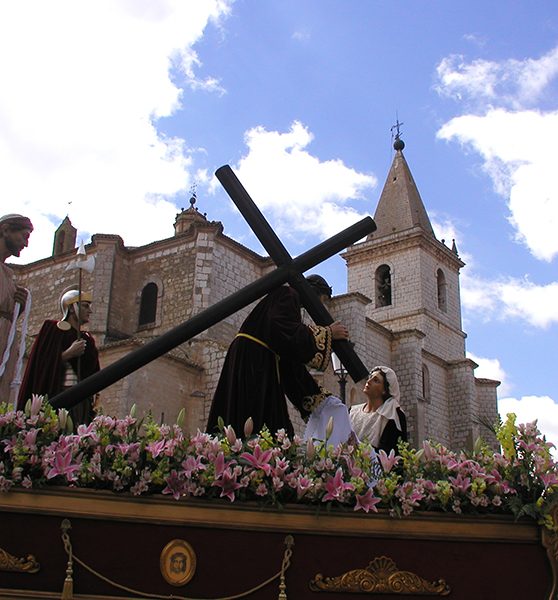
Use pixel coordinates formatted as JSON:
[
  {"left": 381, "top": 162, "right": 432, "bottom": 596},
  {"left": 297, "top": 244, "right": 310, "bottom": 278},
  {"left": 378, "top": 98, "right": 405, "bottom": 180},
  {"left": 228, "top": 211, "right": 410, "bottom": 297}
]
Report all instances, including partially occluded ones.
[
  {"left": 61, "top": 569, "right": 73, "bottom": 600},
  {"left": 60, "top": 519, "right": 74, "bottom": 599},
  {"left": 278, "top": 535, "right": 294, "bottom": 600}
]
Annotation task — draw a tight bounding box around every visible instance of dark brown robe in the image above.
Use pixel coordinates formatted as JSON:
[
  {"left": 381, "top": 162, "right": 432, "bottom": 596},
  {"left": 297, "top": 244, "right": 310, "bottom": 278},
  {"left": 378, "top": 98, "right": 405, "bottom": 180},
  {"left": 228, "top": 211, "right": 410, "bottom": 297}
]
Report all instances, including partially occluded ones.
[{"left": 206, "top": 285, "right": 332, "bottom": 438}]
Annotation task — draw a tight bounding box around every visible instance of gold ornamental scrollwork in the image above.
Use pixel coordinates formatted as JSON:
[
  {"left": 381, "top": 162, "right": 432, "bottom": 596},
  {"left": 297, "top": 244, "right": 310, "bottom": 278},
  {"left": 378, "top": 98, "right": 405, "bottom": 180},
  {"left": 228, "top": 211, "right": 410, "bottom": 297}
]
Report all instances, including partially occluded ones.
[
  {"left": 309, "top": 555, "right": 450, "bottom": 595},
  {"left": 541, "top": 503, "right": 558, "bottom": 600},
  {"left": 0, "top": 547, "right": 40, "bottom": 574}
]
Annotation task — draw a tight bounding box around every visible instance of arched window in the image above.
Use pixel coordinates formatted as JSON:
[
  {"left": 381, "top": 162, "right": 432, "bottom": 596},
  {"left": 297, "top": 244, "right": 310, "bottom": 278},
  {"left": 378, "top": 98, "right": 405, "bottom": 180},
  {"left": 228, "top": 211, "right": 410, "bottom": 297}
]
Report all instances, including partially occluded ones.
[
  {"left": 138, "top": 282, "right": 158, "bottom": 327},
  {"left": 437, "top": 269, "right": 447, "bottom": 312},
  {"left": 375, "top": 264, "right": 392, "bottom": 308}
]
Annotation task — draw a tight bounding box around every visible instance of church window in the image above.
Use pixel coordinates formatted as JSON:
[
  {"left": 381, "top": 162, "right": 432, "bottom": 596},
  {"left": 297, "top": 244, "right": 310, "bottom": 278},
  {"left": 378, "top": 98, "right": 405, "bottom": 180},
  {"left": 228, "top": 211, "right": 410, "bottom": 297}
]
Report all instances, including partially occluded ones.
[
  {"left": 375, "top": 264, "right": 392, "bottom": 308},
  {"left": 437, "top": 269, "right": 447, "bottom": 312},
  {"left": 138, "top": 282, "right": 158, "bottom": 327}
]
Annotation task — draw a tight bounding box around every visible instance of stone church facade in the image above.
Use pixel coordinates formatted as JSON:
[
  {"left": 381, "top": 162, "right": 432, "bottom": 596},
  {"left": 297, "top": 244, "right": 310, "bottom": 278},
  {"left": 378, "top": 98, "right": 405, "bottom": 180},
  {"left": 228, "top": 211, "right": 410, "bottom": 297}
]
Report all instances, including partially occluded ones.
[{"left": 12, "top": 139, "right": 499, "bottom": 450}]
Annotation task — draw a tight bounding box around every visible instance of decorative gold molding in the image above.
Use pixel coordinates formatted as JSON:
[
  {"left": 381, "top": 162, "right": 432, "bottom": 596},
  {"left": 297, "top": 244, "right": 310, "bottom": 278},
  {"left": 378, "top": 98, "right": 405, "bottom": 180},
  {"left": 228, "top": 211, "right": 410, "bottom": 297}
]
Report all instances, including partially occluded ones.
[
  {"left": 0, "top": 547, "right": 40, "bottom": 574},
  {"left": 309, "top": 556, "right": 450, "bottom": 595},
  {"left": 541, "top": 504, "right": 558, "bottom": 600}
]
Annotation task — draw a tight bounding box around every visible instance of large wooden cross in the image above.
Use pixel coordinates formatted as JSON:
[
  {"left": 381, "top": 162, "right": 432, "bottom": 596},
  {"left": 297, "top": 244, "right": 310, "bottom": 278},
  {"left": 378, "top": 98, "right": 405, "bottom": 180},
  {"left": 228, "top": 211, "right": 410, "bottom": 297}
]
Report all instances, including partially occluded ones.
[{"left": 50, "top": 166, "right": 376, "bottom": 409}]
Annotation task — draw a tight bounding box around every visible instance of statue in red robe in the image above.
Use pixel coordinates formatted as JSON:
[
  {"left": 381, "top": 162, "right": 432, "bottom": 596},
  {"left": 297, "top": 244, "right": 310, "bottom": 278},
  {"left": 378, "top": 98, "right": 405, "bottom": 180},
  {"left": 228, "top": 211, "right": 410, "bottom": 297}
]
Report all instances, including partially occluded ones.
[{"left": 17, "top": 290, "right": 99, "bottom": 427}]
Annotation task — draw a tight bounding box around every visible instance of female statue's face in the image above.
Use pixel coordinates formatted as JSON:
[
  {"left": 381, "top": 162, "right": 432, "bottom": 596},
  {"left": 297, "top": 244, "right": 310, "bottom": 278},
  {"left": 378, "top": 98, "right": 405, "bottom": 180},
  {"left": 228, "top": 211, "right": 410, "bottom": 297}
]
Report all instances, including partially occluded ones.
[{"left": 363, "top": 370, "right": 386, "bottom": 399}]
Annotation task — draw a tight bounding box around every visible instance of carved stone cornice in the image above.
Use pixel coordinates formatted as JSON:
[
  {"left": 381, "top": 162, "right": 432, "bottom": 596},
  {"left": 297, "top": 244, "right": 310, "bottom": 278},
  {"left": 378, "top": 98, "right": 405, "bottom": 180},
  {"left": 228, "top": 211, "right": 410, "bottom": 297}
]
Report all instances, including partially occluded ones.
[
  {"left": 309, "top": 555, "right": 450, "bottom": 595},
  {"left": 0, "top": 547, "right": 40, "bottom": 574}
]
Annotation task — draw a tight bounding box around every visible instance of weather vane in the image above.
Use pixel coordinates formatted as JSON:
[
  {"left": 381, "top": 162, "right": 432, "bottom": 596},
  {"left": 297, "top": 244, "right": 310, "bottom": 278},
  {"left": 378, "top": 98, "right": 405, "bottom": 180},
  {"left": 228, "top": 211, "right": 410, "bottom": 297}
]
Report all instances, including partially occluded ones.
[{"left": 189, "top": 182, "right": 197, "bottom": 208}]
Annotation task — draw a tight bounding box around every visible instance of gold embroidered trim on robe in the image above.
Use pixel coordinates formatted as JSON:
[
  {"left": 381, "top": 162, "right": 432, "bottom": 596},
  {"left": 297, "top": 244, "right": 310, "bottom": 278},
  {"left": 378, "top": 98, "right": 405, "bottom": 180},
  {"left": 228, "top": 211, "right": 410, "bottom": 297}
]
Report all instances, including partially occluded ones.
[
  {"left": 306, "top": 325, "right": 332, "bottom": 371},
  {"left": 302, "top": 387, "right": 331, "bottom": 414}
]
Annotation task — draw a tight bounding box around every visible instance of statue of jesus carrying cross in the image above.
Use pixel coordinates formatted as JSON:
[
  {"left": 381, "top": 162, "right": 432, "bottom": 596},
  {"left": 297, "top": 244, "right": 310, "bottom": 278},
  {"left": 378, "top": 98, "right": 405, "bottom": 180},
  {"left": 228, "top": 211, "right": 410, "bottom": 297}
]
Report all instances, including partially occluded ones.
[{"left": 48, "top": 166, "right": 376, "bottom": 436}]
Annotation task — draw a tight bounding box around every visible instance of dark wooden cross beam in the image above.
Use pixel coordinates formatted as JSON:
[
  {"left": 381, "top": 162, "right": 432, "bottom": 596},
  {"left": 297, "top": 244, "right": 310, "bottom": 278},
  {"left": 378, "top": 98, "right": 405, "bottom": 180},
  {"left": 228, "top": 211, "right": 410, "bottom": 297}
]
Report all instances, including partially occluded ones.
[
  {"left": 215, "top": 166, "right": 373, "bottom": 382},
  {"left": 50, "top": 166, "right": 376, "bottom": 409}
]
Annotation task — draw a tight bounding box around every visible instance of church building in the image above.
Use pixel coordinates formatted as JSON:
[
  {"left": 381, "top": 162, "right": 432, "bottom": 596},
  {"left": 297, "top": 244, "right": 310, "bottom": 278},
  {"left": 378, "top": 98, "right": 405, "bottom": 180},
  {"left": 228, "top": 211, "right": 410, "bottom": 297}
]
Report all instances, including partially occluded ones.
[{"left": 13, "top": 137, "right": 500, "bottom": 450}]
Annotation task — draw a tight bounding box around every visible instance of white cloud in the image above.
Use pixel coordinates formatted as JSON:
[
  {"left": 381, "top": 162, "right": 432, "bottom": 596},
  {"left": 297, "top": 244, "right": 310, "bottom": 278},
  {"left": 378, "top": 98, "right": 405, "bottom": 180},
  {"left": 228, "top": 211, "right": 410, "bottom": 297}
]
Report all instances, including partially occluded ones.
[
  {"left": 461, "top": 271, "right": 558, "bottom": 329},
  {"left": 499, "top": 395, "right": 558, "bottom": 453},
  {"left": 438, "top": 109, "right": 558, "bottom": 261},
  {"left": 226, "top": 121, "right": 377, "bottom": 243},
  {"left": 435, "top": 47, "right": 558, "bottom": 263},
  {"left": 434, "top": 211, "right": 558, "bottom": 329},
  {"left": 430, "top": 215, "right": 468, "bottom": 256},
  {"left": 467, "top": 351, "right": 511, "bottom": 396},
  {"left": 435, "top": 46, "right": 558, "bottom": 109},
  {"left": 292, "top": 29, "right": 311, "bottom": 42},
  {"left": 0, "top": 0, "right": 232, "bottom": 263}
]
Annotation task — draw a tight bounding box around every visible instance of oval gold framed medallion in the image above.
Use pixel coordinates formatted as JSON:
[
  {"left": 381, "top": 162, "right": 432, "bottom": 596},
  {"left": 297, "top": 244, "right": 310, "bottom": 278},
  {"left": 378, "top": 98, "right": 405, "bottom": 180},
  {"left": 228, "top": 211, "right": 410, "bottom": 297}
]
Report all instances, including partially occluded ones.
[{"left": 160, "top": 539, "right": 196, "bottom": 586}]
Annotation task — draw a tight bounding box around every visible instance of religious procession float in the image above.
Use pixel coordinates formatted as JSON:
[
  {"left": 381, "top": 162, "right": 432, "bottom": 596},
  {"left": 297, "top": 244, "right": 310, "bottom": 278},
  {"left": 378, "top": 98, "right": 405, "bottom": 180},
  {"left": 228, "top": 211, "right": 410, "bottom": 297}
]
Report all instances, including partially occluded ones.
[
  {"left": 2, "top": 167, "right": 557, "bottom": 599},
  {"left": 1, "top": 398, "right": 557, "bottom": 600}
]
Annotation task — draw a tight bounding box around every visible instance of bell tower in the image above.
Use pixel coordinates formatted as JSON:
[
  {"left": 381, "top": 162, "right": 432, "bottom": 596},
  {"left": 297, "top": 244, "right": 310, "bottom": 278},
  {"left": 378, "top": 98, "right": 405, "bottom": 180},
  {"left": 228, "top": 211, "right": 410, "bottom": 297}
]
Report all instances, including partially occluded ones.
[
  {"left": 343, "top": 131, "right": 492, "bottom": 450},
  {"left": 346, "top": 133, "right": 465, "bottom": 358}
]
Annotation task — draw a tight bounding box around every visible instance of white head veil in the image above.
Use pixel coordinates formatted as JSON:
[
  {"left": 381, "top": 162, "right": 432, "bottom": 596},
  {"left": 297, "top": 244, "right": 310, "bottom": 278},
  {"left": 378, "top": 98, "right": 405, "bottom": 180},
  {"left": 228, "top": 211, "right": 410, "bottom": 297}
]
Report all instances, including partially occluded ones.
[{"left": 349, "top": 365, "right": 403, "bottom": 448}]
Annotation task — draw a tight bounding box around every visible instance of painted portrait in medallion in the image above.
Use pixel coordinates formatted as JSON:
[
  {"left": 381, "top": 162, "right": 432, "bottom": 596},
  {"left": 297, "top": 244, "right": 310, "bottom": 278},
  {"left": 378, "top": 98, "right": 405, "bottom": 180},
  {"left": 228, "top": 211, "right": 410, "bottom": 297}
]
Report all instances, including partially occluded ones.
[{"left": 160, "top": 539, "right": 196, "bottom": 586}]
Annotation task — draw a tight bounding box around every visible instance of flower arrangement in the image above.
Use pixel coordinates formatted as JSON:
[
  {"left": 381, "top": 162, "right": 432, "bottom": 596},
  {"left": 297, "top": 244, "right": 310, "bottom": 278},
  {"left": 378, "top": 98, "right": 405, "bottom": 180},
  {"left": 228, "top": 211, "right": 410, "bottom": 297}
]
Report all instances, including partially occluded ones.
[{"left": 1, "top": 396, "right": 557, "bottom": 530}]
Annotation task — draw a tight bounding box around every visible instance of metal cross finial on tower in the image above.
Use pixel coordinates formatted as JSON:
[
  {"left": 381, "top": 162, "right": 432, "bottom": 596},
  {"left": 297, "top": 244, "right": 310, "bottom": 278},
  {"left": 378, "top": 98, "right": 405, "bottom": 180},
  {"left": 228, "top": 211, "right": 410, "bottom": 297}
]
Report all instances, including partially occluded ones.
[{"left": 391, "top": 115, "right": 405, "bottom": 151}]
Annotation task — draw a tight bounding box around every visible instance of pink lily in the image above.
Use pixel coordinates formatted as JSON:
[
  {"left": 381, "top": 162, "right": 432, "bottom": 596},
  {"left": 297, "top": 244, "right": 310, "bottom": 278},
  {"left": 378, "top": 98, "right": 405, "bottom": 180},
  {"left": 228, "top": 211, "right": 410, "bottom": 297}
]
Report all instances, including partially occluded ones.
[
  {"left": 540, "top": 472, "right": 558, "bottom": 488},
  {"left": 181, "top": 455, "right": 207, "bottom": 478},
  {"left": 448, "top": 473, "right": 471, "bottom": 494},
  {"left": 163, "top": 470, "right": 185, "bottom": 500},
  {"left": 243, "top": 417, "right": 254, "bottom": 438},
  {"left": 354, "top": 488, "right": 382, "bottom": 513},
  {"left": 378, "top": 449, "right": 399, "bottom": 473},
  {"left": 323, "top": 467, "right": 354, "bottom": 502},
  {"left": 240, "top": 444, "right": 273, "bottom": 475},
  {"left": 224, "top": 425, "right": 237, "bottom": 446},
  {"left": 23, "top": 429, "right": 38, "bottom": 448},
  {"left": 46, "top": 448, "right": 81, "bottom": 481},
  {"left": 214, "top": 467, "right": 242, "bottom": 502},
  {"left": 30, "top": 394, "right": 44, "bottom": 417},
  {"left": 146, "top": 439, "right": 166, "bottom": 458},
  {"left": 295, "top": 476, "right": 313, "bottom": 499}
]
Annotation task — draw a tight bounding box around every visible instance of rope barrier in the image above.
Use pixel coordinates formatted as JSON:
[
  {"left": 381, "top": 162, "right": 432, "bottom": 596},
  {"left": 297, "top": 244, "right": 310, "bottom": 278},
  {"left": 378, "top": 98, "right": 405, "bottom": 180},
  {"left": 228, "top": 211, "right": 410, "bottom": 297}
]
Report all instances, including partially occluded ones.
[{"left": 60, "top": 519, "right": 294, "bottom": 600}]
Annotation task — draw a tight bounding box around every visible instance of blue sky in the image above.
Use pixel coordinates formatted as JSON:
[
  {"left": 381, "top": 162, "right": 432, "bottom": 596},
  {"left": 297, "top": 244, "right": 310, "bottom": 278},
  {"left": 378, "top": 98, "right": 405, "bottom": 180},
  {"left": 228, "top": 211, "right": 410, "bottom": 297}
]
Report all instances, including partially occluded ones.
[{"left": 2, "top": 1, "right": 557, "bottom": 447}]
